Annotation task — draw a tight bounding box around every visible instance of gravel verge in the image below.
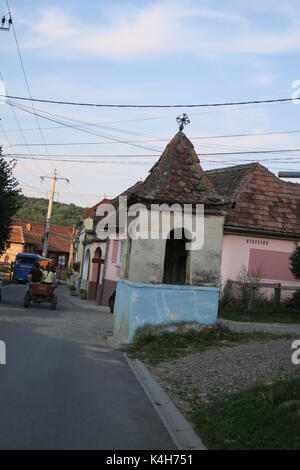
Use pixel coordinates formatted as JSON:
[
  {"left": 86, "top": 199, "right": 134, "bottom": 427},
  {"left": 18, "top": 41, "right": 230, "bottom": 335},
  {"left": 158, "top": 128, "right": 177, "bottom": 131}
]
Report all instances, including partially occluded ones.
[{"left": 148, "top": 338, "right": 300, "bottom": 414}]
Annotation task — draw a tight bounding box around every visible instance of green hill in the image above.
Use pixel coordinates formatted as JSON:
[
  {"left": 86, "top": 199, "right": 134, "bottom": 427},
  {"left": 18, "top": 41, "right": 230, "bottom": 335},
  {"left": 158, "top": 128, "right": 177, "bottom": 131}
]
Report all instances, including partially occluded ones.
[{"left": 16, "top": 196, "right": 86, "bottom": 226}]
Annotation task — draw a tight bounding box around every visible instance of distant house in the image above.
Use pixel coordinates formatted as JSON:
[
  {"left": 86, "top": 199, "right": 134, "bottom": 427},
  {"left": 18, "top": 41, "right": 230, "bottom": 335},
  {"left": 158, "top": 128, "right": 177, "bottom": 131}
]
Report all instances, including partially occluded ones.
[
  {"left": 74, "top": 199, "right": 108, "bottom": 301},
  {"left": 0, "top": 219, "right": 73, "bottom": 266},
  {"left": 76, "top": 189, "right": 141, "bottom": 304},
  {"left": 0, "top": 226, "right": 24, "bottom": 263},
  {"left": 207, "top": 163, "right": 300, "bottom": 288}
]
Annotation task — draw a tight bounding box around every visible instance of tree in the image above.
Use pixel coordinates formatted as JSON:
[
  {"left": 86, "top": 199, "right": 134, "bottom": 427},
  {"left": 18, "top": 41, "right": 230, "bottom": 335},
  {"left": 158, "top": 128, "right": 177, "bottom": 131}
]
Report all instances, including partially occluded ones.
[
  {"left": 0, "top": 151, "right": 22, "bottom": 255},
  {"left": 290, "top": 244, "right": 300, "bottom": 280},
  {"left": 288, "top": 244, "right": 300, "bottom": 310},
  {"left": 16, "top": 196, "right": 85, "bottom": 226}
]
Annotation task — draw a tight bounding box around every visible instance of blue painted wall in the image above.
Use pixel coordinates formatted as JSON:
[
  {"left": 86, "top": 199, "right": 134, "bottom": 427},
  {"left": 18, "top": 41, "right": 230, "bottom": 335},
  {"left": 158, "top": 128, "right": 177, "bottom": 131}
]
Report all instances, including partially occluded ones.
[{"left": 113, "top": 280, "right": 220, "bottom": 344}]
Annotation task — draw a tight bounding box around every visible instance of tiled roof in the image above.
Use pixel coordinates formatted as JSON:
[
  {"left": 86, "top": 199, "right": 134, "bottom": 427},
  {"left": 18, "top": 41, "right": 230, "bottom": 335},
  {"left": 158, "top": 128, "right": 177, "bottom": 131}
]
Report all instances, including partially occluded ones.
[
  {"left": 9, "top": 225, "right": 24, "bottom": 244},
  {"left": 206, "top": 163, "right": 257, "bottom": 201},
  {"left": 110, "top": 181, "right": 143, "bottom": 208},
  {"left": 84, "top": 198, "right": 110, "bottom": 218},
  {"left": 125, "top": 132, "right": 227, "bottom": 209},
  {"left": 12, "top": 219, "right": 73, "bottom": 253},
  {"left": 206, "top": 163, "right": 300, "bottom": 236}
]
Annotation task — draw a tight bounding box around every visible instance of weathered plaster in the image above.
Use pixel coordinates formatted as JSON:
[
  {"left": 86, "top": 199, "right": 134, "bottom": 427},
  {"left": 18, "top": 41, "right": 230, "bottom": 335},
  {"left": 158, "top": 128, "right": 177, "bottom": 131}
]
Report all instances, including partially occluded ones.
[
  {"left": 114, "top": 280, "right": 220, "bottom": 344},
  {"left": 121, "top": 211, "right": 224, "bottom": 287}
]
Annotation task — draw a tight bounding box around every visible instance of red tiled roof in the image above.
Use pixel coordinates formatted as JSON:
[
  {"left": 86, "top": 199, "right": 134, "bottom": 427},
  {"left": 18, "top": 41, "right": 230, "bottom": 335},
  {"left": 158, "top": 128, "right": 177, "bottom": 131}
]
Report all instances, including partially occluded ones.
[
  {"left": 206, "top": 163, "right": 300, "bottom": 236},
  {"left": 125, "top": 132, "right": 227, "bottom": 209},
  {"left": 9, "top": 225, "right": 24, "bottom": 244},
  {"left": 12, "top": 219, "right": 73, "bottom": 253},
  {"left": 110, "top": 181, "right": 143, "bottom": 208},
  {"left": 84, "top": 198, "right": 110, "bottom": 218}
]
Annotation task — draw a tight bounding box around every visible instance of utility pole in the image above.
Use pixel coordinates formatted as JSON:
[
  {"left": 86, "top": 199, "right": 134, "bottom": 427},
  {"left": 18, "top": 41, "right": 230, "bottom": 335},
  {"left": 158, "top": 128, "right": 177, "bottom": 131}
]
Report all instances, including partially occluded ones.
[{"left": 41, "top": 170, "right": 69, "bottom": 258}]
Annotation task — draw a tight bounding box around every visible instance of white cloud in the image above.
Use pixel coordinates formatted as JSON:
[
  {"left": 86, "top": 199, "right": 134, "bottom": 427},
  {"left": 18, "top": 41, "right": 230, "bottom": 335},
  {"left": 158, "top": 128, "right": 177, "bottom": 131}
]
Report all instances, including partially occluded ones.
[{"left": 21, "top": 1, "right": 300, "bottom": 61}]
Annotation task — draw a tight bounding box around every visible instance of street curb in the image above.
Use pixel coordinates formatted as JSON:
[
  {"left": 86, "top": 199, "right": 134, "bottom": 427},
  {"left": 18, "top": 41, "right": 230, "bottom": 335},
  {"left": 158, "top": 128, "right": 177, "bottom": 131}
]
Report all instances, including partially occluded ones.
[{"left": 124, "top": 354, "right": 206, "bottom": 451}]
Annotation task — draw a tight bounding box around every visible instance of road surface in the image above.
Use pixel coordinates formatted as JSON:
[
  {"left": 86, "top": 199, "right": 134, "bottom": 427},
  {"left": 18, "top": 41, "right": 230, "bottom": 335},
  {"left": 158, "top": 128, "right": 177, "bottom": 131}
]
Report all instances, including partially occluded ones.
[{"left": 0, "top": 284, "right": 175, "bottom": 450}]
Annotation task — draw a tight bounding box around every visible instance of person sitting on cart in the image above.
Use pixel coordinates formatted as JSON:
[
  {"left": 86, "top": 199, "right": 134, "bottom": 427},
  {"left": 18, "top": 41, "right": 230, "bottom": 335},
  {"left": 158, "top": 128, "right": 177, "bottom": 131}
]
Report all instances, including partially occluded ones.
[
  {"left": 42, "top": 264, "right": 54, "bottom": 285},
  {"left": 51, "top": 265, "right": 57, "bottom": 286},
  {"left": 28, "top": 262, "right": 43, "bottom": 284},
  {"left": 26, "top": 262, "right": 43, "bottom": 294}
]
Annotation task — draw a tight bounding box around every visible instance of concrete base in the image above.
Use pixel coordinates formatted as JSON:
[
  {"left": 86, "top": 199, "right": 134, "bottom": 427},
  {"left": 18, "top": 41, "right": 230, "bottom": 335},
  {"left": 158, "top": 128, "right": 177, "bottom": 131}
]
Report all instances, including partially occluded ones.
[{"left": 113, "top": 279, "right": 220, "bottom": 344}]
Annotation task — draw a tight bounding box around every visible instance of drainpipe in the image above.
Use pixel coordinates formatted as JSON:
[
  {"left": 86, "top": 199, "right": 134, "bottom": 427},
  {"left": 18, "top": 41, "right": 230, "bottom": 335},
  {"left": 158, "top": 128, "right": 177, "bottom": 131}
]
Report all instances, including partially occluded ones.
[{"left": 97, "top": 238, "right": 110, "bottom": 306}]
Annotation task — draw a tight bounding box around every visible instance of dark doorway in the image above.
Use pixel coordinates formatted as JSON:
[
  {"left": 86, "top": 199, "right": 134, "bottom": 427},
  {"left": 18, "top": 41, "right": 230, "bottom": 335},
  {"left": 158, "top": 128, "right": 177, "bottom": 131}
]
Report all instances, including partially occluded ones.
[{"left": 163, "top": 229, "right": 187, "bottom": 285}]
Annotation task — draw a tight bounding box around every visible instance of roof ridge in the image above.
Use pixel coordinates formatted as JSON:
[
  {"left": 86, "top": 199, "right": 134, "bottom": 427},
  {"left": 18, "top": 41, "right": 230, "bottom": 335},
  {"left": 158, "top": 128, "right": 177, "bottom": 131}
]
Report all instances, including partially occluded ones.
[
  {"left": 206, "top": 162, "right": 259, "bottom": 174},
  {"left": 127, "top": 132, "right": 227, "bottom": 208}
]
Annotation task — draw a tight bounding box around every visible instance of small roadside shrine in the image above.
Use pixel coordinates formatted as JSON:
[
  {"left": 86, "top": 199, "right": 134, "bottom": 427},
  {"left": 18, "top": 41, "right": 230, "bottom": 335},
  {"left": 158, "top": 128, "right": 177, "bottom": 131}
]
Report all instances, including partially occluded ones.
[{"left": 113, "top": 118, "right": 231, "bottom": 344}]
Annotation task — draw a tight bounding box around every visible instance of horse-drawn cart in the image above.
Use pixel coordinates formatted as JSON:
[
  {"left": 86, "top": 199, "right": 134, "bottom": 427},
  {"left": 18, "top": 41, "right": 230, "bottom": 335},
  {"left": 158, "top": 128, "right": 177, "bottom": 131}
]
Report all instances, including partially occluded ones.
[{"left": 24, "top": 283, "right": 57, "bottom": 310}]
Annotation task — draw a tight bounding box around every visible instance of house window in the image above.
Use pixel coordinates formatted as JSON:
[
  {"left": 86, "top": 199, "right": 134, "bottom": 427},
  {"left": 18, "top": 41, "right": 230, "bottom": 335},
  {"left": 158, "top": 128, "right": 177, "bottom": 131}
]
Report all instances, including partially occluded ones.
[{"left": 163, "top": 229, "right": 187, "bottom": 285}]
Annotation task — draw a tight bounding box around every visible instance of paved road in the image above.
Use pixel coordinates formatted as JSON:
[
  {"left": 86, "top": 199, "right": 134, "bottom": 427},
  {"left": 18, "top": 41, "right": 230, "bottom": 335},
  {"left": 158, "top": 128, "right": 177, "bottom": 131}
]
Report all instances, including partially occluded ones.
[{"left": 0, "top": 284, "right": 175, "bottom": 450}]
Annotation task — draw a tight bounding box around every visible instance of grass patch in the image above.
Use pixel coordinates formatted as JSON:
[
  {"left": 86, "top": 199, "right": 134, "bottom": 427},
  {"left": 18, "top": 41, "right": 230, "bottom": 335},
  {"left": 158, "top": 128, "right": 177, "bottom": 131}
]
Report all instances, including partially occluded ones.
[
  {"left": 124, "top": 324, "right": 285, "bottom": 365},
  {"left": 190, "top": 376, "right": 300, "bottom": 449},
  {"left": 220, "top": 298, "right": 300, "bottom": 324}
]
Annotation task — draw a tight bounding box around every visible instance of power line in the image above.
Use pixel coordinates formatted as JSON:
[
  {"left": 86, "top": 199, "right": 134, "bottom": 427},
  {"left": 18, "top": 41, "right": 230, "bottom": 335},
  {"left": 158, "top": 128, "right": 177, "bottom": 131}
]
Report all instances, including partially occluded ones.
[
  {"left": 5, "top": 0, "right": 53, "bottom": 168},
  {"left": 7, "top": 100, "right": 163, "bottom": 153},
  {"left": 1, "top": 93, "right": 300, "bottom": 108},
  {"left": 5, "top": 148, "right": 300, "bottom": 158},
  {"left": 4, "top": 127, "right": 300, "bottom": 149},
  {"left": 0, "top": 101, "right": 290, "bottom": 133},
  {"left": 0, "top": 70, "right": 44, "bottom": 174}
]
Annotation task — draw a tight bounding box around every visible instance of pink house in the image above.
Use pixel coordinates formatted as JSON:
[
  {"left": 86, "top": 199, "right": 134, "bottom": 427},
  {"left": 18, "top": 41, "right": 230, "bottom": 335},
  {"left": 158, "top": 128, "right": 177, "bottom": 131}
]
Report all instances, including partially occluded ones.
[
  {"left": 207, "top": 163, "right": 300, "bottom": 288},
  {"left": 78, "top": 184, "right": 142, "bottom": 306}
]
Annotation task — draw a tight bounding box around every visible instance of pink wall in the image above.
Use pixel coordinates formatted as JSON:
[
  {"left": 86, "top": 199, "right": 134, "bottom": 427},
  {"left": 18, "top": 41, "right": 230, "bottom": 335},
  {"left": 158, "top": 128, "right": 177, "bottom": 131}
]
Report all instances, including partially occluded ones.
[
  {"left": 105, "top": 239, "right": 121, "bottom": 282},
  {"left": 221, "top": 234, "right": 300, "bottom": 286}
]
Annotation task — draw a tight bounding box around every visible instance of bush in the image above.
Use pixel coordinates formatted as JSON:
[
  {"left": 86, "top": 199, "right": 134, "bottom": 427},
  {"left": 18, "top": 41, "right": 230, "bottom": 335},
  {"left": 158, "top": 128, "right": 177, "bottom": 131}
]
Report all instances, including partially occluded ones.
[
  {"left": 290, "top": 244, "right": 300, "bottom": 280},
  {"left": 287, "top": 290, "right": 300, "bottom": 311}
]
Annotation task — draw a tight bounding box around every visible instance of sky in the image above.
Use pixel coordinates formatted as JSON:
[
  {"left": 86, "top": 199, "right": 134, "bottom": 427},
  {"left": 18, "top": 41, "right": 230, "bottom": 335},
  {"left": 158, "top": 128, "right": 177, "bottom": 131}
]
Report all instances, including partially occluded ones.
[{"left": 1, "top": 0, "right": 300, "bottom": 207}]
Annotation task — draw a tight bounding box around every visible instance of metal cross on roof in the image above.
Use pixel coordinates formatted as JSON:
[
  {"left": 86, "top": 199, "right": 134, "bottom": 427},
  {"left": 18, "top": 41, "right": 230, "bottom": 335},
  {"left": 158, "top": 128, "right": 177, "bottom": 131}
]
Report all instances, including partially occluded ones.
[{"left": 176, "top": 113, "right": 190, "bottom": 132}]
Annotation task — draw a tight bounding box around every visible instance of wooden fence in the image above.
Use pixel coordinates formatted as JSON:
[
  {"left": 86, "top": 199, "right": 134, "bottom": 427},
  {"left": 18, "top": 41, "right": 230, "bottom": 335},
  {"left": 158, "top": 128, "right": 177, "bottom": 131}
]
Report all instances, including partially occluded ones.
[{"left": 227, "top": 279, "right": 300, "bottom": 310}]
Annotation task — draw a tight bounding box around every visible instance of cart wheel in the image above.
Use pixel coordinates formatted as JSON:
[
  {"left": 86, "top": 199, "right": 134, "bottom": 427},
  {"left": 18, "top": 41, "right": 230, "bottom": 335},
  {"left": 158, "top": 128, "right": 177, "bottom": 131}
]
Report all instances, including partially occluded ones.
[
  {"left": 51, "top": 295, "right": 57, "bottom": 311},
  {"left": 24, "top": 293, "right": 30, "bottom": 308}
]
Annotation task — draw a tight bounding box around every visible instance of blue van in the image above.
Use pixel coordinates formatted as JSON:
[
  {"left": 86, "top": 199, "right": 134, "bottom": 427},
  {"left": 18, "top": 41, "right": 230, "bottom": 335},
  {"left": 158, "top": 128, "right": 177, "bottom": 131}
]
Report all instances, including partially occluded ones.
[{"left": 13, "top": 253, "right": 52, "bottom": 283}]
